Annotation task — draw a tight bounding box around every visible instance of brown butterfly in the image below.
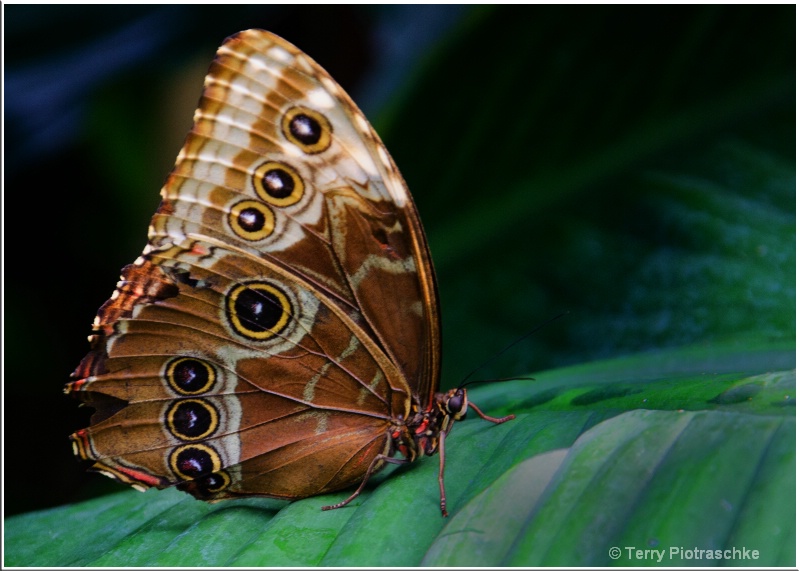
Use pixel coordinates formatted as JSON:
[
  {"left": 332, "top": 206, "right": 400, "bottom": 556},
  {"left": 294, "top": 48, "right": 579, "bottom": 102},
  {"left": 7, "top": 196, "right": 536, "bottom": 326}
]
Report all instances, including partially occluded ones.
[{"left": 66, "top": 29, "right": 513, "bottom": 517}]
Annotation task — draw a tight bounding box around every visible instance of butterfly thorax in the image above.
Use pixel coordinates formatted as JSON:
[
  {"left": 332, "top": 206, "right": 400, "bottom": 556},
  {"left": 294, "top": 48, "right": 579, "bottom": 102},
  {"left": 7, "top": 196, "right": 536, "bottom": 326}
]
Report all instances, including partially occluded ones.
[{"left": 392, "top": 388, "right": 469, "bottom": 461}]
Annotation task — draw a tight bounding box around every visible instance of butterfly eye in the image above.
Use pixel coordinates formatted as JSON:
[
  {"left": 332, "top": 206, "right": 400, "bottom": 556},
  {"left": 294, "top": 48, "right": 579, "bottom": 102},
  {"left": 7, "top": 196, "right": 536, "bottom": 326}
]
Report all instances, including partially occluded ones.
[
  {"left": 446, "top": 389, "right": 468, "bottom": 418},
  {"left": 282, "top": 106, "right": 332, "bottom": 154}
]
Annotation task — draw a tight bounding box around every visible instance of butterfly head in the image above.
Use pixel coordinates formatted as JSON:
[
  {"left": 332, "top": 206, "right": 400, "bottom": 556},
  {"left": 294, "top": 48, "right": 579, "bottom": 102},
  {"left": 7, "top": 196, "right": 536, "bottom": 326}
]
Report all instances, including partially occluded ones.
[
  {"left": 431, "top": 387, "right": 471, "bottom": 440},
  {"left": 442, "top": 387, "right": 469, "bottom": 421}
]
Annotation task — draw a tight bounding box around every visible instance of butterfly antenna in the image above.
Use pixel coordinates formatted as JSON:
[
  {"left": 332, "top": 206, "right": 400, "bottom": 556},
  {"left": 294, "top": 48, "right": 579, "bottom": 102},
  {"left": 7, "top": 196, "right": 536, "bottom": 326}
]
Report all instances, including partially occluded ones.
[{"left": 458, "top": 311, "right": 569, "bottom": 388}]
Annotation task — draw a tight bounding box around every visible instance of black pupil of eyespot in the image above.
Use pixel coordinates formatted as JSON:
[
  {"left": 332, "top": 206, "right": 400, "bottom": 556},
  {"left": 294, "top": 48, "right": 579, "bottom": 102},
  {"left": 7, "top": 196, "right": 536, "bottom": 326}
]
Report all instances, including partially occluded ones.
[
  {"left": 263, "top": 168, "right": 294, "bottom": 198},
  {"left": 176, "top": 448, "right": 213, "bottom": 476},
  {"left": 202, "top": 473, "right": 225, "bottom": 491},
  {"left": 238, "top": 207, "right": 265, "bottom": 231},
  {"left": 205, "top": 474, "right": 222, "bottom": 487},
  {"left": 290, "top": 114, "right": 322, "bottom": 145},
  {"left": 173, "top": 360, "right": 209, "bottom": 392},
  {"left": 236, "top": 288, "right": 283, "bottom": 332},
  {"left": 173, "top": 401, "right": 213, "bottom": 438}
]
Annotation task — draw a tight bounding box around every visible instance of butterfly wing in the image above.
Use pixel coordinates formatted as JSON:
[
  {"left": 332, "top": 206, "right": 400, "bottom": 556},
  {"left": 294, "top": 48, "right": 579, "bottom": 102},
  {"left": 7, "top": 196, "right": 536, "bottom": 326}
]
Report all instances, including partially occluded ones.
[{"left": 67, "top": 30, "right": 440, "bottom": 500}]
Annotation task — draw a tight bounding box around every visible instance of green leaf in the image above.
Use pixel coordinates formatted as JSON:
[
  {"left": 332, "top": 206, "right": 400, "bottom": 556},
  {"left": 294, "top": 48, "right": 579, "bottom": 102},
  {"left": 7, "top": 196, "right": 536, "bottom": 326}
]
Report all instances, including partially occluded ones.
[
  {"left": 426, "top": 407, "right": 793, "bottom": 567},
  {"left": 5, "top": 345, "right": 794, "bottom": 566}
]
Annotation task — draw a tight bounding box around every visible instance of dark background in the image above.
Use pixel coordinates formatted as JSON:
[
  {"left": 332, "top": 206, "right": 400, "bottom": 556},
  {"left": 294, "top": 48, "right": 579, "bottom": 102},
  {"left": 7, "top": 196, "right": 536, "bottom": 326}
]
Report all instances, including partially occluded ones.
[{"left": 4, "top": 5, "right": 794, "bottom": 516}]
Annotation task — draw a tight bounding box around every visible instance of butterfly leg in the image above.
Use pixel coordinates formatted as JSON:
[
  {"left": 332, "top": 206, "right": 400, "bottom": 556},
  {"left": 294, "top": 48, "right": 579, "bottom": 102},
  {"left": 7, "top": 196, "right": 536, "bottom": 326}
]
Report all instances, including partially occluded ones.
[
  {"left": 469, "top": 401, "right": 515, "bottom": 424},
  {"left": 321, "top": 454, "right": 408, "bottom": 512},
  {"left": 438, "top": 431, "right": 449, "bottom": 517},
  {"left": 436, "top": 403, "right": 515, "bottom": 517}
]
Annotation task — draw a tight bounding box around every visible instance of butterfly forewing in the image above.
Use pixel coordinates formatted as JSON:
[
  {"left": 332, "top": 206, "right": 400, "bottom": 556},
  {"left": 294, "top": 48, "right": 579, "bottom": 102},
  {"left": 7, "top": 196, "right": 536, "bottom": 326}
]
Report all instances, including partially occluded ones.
[{"left": 155, "top": 30, "right": 440, "bottom": 391}]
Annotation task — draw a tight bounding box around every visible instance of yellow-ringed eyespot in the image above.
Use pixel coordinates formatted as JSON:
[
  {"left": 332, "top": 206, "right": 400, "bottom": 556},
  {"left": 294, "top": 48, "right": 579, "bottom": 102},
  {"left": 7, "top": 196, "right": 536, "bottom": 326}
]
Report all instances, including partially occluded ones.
[
  {"left": 165, "top": 399, "right": 220, "bottom": 441},
  {"left": 165, "top": 357, "right": 217, "bottom": 396},
  {"left": 199, "top": 471, "right": 231, "bottom": 494},
  {"left": 228, "top": 200, "right": 275, "bottom": 241},
  {"left": 169, "top": 443, "right": 222, "bottom": 480},
  {"left": 253, "top": 161, "right": 305, "bottom": 207},
  {"left": 176, "top": 470, "right": 232, "bottom": 498},
  {"left": 281, "top": 106, "right": 332, "bottom": 154},
  {"left": 225, "top": 281, "right": 292, "bottom": 341}
]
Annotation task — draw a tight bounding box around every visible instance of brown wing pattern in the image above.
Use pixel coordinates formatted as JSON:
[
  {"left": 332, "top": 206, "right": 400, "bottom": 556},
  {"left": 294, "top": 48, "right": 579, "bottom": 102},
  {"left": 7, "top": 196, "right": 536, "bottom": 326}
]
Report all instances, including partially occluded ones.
[
  {"left": 156, "top": 30, "right": 440, "bottom": 389},
  {"left": 67, "top": 30, "right": 440, "bottom": 501}
]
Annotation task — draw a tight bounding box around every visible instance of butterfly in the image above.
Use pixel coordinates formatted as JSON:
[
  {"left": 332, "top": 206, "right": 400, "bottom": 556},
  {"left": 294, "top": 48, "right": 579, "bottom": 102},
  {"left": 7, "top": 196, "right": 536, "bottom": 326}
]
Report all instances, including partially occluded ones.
[{"left": 66, "top": 29, "right": 513, "bottom": 517}]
